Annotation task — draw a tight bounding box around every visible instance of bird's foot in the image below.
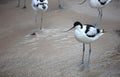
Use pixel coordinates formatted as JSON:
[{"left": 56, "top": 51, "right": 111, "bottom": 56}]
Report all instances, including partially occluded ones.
[
  {"left": 22, "top": 6, "right": 27, "bottom": 9},
  {"left": 40, "top": 28, "right": 43, "bottom": 32},
  {"left": 59, "top": 4, "right": 63, "bottom": 9},
  {"left": 30, "top": 32, "right": 40, "bottom": 37},
  {"left": 80, "top": 61, "right": 84, "bottom": 65},
  {"left": 31, "top": 32, "right": 36, "bottom": 36},
  {"left": 79, "top": 63, "right": 85, "bottom": 71}
]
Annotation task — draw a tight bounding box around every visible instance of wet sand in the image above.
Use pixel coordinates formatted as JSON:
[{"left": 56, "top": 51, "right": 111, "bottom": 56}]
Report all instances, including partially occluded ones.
[{"left": 0, "top": 0, "right": 120, "bottom": 77}]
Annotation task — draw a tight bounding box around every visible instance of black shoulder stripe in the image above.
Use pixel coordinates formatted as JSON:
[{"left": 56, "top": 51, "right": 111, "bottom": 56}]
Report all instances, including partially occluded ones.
[
  {"left": 85, "top": 24, "right": 95, "bottom": 27},
  {"left": 81, "top": 25, "right": 83, "bottom": 29},
  {"left": 85, "top": 26, "right": 90, "bottom": 33},
  {"left": 86, "top": 34, "right": 96, "bottom": 37},
  {"left": 85, "top": 24, "right": 94, "bottom": 33}
]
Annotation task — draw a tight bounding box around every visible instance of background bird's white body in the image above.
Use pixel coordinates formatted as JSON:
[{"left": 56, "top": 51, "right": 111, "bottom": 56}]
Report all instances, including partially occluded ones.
[
  {"left": 32, "top": 0, "right": 48, "bottom": 11},
  {"left": 90, "top": 0, "right": 104, "bottom": 8},
  {"left": 74, "top": 25, "right": 104, "bottom": 44},
  {"left": 89, "top": 0, "right": 112, "bottom": 8},
  {"left": 31, "top": 0, "right": 48, "bottom": 31},
  {"left": 89, "top": 0, "right": 112, "bottom": 27}
]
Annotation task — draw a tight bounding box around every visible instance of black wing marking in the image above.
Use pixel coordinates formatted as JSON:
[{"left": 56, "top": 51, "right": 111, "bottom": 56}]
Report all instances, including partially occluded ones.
[
  {"left": 85, "top": 24, "right": 95, "bottom": 34},
  {"left": 84, "top": 24, "right": 100, "bottom": 38}
]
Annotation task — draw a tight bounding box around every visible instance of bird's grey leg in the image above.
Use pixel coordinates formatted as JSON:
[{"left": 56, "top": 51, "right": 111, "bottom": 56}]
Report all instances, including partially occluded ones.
[
  {"left": 23, "top": 0, "right": 27, "bottom": 9},
  {"left": 35, "top": 11, "right": 37, "bottom": 24},
  {"left": 98, "top": 8, "right": 102, "bottom": 24},
  {"left": 99, "top": 8, "right": 102, "bottom": 23},
  {"left": 40, "top": 12, "right": 43, "bottom": 31},
  {"left": 34, "top": 11, "right": 38, "bottom": 31},
  {"left": 58, "top": 0, "right": 63, "bottom": 9},
  {"left": 81, "top": 43, "right": 85, "bottom": 64},
  {"left": 88, "top": 43, "right": 91, "bottom": 66},
  {"left": 94, "top": 8, "right": 102, "bottom": 27},
  {"left": 17, "top": 0, "right": 20, "bottom": 7},
  {"left": 31, "top": 11, "right": 38, "bottom": 35}
]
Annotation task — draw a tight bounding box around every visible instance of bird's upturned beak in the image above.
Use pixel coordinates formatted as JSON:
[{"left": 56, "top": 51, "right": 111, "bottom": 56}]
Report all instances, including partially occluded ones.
[{"left": 65, "top": 26, "right": 75, "bottom": 32}]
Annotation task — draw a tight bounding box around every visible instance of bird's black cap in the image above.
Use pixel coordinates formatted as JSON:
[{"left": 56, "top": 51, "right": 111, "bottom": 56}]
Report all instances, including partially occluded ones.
[
  {"left": 66, "top": 21, "right": 82, "bottom": 32},
  {"left": 74, "top": 21, "right": 82, "bottom": 27},
  {"left": 40, "top": 0, "right": 44, "bottom": 2}
]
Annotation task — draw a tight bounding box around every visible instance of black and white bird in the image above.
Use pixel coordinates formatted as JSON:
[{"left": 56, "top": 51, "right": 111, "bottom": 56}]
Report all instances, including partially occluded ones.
[
  {"left": 17, "top": 0, "right": 27, "bottom": 9},
  {"left": 66, "top": 21, "right": 105, "bottom": 66},
  {"left": 79, "top": 0, "right": 112, "bottom": 26},
  {"left": 90, "top": 0, "right": 112, "bottom": 26},
  {"left": 32, "top": 0, "right": 48, "bottom": 31}
]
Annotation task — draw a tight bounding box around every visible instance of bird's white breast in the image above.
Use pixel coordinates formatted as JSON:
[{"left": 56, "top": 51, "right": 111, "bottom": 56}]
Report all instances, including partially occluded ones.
[
  {"left": 74, "top": 26, "right": 104, "bottom": 43},
  {"left": 74, "top": 27, "right": 92, "bottom": 43}
]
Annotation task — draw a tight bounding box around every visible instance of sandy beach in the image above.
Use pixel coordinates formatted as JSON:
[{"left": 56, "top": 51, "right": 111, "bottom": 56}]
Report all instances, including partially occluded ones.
[{"left": 0, "top": 0, "right": 120, "bottom": 77}]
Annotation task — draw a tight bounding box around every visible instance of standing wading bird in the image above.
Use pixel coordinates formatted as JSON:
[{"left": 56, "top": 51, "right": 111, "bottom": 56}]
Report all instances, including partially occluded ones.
[
  {"left": 17, "top": 0, "right": 27, "bottom": 9},
  {"left": 31, "top": 0, "right": 48, "bottom": 34},
  {"left": 66, "top": 21, "right": 105, "bottom": 66},
  {"left": 79, "top": 0, "right": 112, "bottom": 27}
]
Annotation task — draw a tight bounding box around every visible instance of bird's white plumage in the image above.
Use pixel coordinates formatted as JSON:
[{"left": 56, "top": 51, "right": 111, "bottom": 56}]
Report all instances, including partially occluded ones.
[
  {"left": 32, "top": 0, "right": 48, "bottom": 11},
  {"left": 89, "top": 0, "right": 112, "bottom": 8},
  {"left": 74, "top": 24, "right": 104, "bottom": 43},
  {"left": 67, "top": 21, "right": 105, "bottom": 65},
  {"left": 31, "top": 0, "right": 48, "bottom": 31},
  {"left": 86, "top": 26, "right": 97, "bottom": 35}
]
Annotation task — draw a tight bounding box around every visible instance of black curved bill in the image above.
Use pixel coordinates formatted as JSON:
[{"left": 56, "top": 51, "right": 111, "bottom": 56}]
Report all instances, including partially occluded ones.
[{"left": 65, "top": 26, "right": 75, "bottom": 32}]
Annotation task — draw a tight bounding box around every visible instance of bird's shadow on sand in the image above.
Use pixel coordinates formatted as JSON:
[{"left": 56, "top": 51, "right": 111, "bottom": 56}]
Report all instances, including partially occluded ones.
[
  {"left": 114, "top": 29, "right": 120, "bottom": 37},
  {"left": 114, "top": 29, "right": 120, "bottom": 51},
  {"left": 77, "top": 63, "right": 91, "bottom": 72}
]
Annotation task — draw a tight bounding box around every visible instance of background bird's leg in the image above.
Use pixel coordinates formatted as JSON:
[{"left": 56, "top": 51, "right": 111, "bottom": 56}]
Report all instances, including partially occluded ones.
[
  {"left": 31, "top": 11, "right": 38, "bottom": 35},
  {"left": 40, "top": 12, "right": 43, "bottom": 31},
  {"left": 35, "top": 11, "right": 38, "bottom": 27},
  {"left": 79, "top": 0, "right": 87, "bottom": 5},
  {"left": 94, "top": 8, "right": 102, "bottom": 27},
  {"left": 99, "top": 8, "right": 102, "bottom": 23},
  {"left": 23, "top": 0, "right": 27, "bottom": 9},
  {"left": 58, "top": 0, "right": 63, "bottom": 9},
  {"left": 81, "top": 43, "right": 85, "bottom": 64},
  {"left": 88, "top": 43, "right": 91, "bottom": 66},
  {"left": 17, "top": 0, "right": 20, "bottom": 7}
]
